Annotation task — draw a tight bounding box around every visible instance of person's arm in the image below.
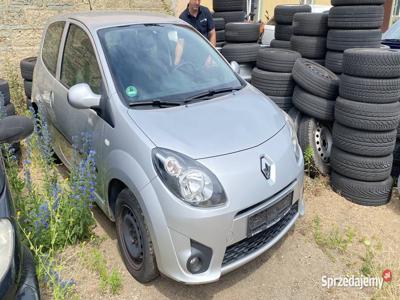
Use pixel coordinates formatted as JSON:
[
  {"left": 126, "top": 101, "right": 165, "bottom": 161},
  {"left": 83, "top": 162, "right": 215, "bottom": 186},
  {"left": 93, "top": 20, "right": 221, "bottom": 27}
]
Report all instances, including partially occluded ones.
[
  {"left": 206, "top": 9, "right": 216, "bottom": 47},
  {"left": 208, "top": 29, "right": 216, "bottom": 47}
]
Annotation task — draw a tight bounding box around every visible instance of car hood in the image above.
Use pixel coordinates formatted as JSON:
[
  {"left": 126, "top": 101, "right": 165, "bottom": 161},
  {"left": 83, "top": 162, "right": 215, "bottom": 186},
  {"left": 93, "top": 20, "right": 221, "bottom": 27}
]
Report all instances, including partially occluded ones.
[{"left": 128, "top": 85, "right": 286, "bottom": 159}]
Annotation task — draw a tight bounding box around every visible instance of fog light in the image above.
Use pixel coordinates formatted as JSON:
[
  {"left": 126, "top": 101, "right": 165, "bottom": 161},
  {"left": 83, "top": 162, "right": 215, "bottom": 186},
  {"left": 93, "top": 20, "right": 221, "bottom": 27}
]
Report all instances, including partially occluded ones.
[
  {"left": 187, "top": 256, "right": 203, "bottom": 274},
  {"left": 186, "top": 240, "right": 212, "bottom": 274}
]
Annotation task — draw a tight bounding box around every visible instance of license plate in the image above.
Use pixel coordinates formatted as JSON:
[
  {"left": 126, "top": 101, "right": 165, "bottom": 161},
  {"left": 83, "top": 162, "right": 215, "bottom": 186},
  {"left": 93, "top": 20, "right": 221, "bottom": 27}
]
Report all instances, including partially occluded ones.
[{"left": 247, "top": 192, "right": 293, "bottom": 237}]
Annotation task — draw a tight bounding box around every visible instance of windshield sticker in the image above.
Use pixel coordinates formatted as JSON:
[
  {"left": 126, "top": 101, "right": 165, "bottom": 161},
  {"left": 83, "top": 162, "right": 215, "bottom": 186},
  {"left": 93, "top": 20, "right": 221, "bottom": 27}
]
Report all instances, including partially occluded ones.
[{"left": 125, "top": 86, "right": 138, "bottom": 98}]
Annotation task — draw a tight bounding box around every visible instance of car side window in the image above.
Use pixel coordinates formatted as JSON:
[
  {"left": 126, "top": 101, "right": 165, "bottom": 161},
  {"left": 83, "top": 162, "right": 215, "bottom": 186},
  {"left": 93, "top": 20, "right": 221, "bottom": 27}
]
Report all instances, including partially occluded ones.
[
  {"left": 42, "top": 21, "right": 65, "bottom": 76},
  {"left": 61, "top": 24, "right": 102, "bottom": 94}
]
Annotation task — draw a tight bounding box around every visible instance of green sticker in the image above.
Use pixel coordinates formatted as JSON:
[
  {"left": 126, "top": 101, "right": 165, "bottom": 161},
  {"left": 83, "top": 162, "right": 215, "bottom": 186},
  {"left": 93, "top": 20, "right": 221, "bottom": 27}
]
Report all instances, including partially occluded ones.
[{"left": 125, "top": 86, "right": 138, "bottom": 98}]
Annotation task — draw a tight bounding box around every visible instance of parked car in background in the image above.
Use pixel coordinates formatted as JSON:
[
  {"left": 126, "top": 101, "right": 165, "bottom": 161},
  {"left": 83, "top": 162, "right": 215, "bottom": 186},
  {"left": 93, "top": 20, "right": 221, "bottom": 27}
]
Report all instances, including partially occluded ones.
[
  {"left": 0, "top": 116, "right": 40, "bottom": 300},
  {"left": 32, "top": 12, "right": 304, "bottom": 284},
  {"left": 382, "top": 20, "right": 400, "bottom": 49}
]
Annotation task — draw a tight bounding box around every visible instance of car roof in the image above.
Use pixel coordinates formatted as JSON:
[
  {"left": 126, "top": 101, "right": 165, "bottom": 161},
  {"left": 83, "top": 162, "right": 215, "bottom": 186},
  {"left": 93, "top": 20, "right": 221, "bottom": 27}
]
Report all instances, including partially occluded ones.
[{"left": 49, "top": 11, "right": 187, "bottom": 31}]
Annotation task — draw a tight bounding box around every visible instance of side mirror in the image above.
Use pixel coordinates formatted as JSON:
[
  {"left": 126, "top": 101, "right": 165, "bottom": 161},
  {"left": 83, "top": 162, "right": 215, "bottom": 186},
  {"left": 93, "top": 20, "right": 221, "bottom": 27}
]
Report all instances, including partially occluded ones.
[
  {"left": 0, "top": 116, "right": 33, "bottom": 144},
  {"left": 68, "top": 83, "right": 101, "bottom": 110},
  {"left": 230, "top": 61, "right": 240, "bottom": 74}
]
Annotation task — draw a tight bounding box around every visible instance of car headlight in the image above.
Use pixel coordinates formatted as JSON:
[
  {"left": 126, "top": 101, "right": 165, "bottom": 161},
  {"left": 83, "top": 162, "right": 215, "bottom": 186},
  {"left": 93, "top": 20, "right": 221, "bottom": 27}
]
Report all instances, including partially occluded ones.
[
  {"left": 0, "top": 219, "right": 14, "bottom": 282},
  {"left": 282, "top": 111, "right": 302, "bottom": 163},
  {"left": 152, "top": 148, "right": 227, "bottom": 208}
]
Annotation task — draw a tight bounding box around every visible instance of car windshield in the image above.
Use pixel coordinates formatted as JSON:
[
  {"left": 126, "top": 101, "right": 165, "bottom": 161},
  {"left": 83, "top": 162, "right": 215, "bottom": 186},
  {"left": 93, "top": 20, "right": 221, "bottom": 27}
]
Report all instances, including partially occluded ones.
[
  {"left": 383, "top": 20, "right": 400, "bottom": 40},
  {"left": 98, "top": 24, "right": 243, "bottom": 104}
]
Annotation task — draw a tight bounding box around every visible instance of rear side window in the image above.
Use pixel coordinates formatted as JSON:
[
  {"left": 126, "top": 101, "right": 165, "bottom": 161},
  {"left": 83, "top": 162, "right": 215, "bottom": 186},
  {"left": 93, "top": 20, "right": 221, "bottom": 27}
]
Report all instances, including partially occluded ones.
[
  {"left": 42, "top": 21, "right": 65, "bottom": 76},
  {"left": 61, "top": 24, "right": 102, "bottom": 94}
]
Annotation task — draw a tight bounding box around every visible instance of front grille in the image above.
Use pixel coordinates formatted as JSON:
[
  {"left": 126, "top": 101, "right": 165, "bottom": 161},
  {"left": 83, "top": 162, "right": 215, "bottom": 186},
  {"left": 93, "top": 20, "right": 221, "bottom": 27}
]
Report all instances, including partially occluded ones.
[{"left": 222, "top": 202, "right": 298, "bottom": 267}]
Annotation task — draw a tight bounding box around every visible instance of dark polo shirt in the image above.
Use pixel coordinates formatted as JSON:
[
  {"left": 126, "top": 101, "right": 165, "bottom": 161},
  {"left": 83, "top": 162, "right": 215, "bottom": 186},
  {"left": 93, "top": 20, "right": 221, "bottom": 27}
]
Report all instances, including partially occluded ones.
[{"left": 179, "top": 5, "right": 215, "bottom": 38}]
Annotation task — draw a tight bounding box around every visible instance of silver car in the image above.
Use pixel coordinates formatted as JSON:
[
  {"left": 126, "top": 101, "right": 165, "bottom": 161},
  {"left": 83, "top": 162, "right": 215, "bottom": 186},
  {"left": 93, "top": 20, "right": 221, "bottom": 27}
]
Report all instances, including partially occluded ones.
[{"left": 32, "top": 12, "right": 305, "bottom": 284}]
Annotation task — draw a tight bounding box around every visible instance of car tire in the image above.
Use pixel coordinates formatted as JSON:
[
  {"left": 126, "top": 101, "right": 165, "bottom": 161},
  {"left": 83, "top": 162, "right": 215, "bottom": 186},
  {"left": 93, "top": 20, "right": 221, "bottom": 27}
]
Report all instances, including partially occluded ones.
[
  {"left": 298, "top": 116, "right": 332, "bottom": 175},
  {"left": 221, "top": 43, "right": 259, "bottom": 63},
  {"left": 331, "top": 0, "right": 385, "bottom": 6},
  {"left": 116, "top": 188, "right": 159, "bottom": 283},
  {"left": 292, "top": 86, "right": 335, "bottom": 121},
  {"left": 274, "top": 4, "right": 311, "bottom": 25},
  {"left": 20, "top": 57, "right": 37, "bottom": 81},
  {"left": 213, "top": 0, "right": 245, "bottom": 12},
  {"left": 310, "top": 59, "right": 325, "bottom": 66},
  {"left": 288, "top": 107, "right": 302, "bottom": 134},
  {"left": 256, "top": 48, "right": 301, "bottom": 73},
  {"left": 342, "top": 48, "right": 400, "bottom": 79},
  {"left": 325, "top": 51, "right": 344, "bottom": 74},
  {"left": 213, "top": 11, "right": 245, "bottom": 24},
  {"left": 328, "top": 5, "right": 384, "bottom": 29},
  {"left": 290, "top": 35, "right": 327, "bottom": 59},
  {"left": 339, "top": 74, "right": 400, "bottom": 104},
  {"left": 270, "top": 39, "right": 291, "bottom": 49},
  {"left": 268, "top": 96, "right": 293, "bottom": 112},
  {"left": 335, "top": 97, "right": 400, "bottom": 131},
  {"left": 327, "top": 29, "right": 382, "bottom": 51},
  {"left": 331, "top": 171, "right": 392, "bottom": 206},
  {"left": 392, "top": 142, "right": 400, "bottom": 176},
  {"left": 275, "top": 24, "right": 293, "bottom": 41},
  {"left": 251, "top": 68, "right": 295, "bottom": 97},
  {"left": 0, "top": 79, "right": 10, "bottom": 106},
  {"left": 216, "top": 30, "right": 225, "bottom": 42},
  {"left": 332, "top": 122, "right": 397, "bottom": 157},
  {"left": 213, "top": 17, "right": 226, "bottom": 31},
  {"left": 24, "top": 80, "right": 32, "bottom": 99},
  {"left": 225, "top": 22, "right": 260, "bottom": 43},
  {"left": 293, "top": 13, "right": 329, "bottom": 36},
  {"left": 292, "top": 59, "right": 339, "bottom": 100},
  {"left": 4, "top": 103, "right": 15, "bottom": 117}
]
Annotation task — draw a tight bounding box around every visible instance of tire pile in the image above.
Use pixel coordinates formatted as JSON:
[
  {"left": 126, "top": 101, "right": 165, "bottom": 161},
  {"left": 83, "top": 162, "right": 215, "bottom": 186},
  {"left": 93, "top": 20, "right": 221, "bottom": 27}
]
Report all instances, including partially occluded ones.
[
  {"left": 291, "top": 59, "right": 339, "bottom": 175},
  {"left": 212, "top": 0, "right": 246, "bottom": 26},
  {"left": 214, "top": 17, "right": 226, "bottom": 47},
  {"left": 330, "top": 48, "right": 400, "bottom": 206},
  {"left": 251, "top": 48, "right": 300, "bottom": 112},
  {"left": 291, "top": 12, "right": 328, "bottom": 66},
  {"left": 326, "top": 0, "right": 385, "bottom": 75},
  {"left": 270, "top": 4, "right": 311, "bottom": 50},
  {"left": 221, "top": 22, "right": 260, "bottom": 64},
  {"left": 20, "top": 57, "right": 37, "bottom": 107}
]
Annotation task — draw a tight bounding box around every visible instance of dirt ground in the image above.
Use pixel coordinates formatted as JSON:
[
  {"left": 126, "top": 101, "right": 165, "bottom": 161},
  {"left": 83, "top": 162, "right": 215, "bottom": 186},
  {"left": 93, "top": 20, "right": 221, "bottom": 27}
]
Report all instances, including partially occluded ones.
[{"left": 43, "top": 176, "right": 400, "bottom": 300}]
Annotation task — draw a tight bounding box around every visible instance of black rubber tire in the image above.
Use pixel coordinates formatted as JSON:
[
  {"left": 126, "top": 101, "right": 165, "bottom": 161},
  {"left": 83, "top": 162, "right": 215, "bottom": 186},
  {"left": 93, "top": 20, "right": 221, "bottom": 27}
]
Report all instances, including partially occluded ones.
[
  {"left": 256, "top": 48, "right": 301, "bottom": 73},
  {"left": 298, "top": 116, "right": 332, "bottom": 175},
  {"left": 213, "top": 11, "right": 245, "bottom": 24},
  {"left": 397, "top": 122, "right": 400, "bottom": 139},
  {"left": 342, "top": 48, "right": 400, "bottom": 79},
  {"left": 268, "top": 96, "right": 293, "bottom": 112},
  {"left": 216, "top": 41, "right": 225, "bottom": 48},
  {"left": 251, "top": 68, "right": 294, "bottom": 97},
  {"left": 327, "top": 29, "right": 382, "bottom": 51},
  {"left": 0, "top": 79, "right": 10, "bottom": 106},
  {"left": 213, "top": 17, "right": 226, "bottom": 31},
  {"left": 275, "top": 24, "right": 293, "bottom": 41},
  {"left": 335, "top": 97, "right": 400, "bottom": 131},
  {"left": 213, "top": 0, "right": 245, "bottom": 12},
  {"left": 290, "top": 35, "right": 327, "bottom": 59},
  {"left": 331, "top": 147, "right": 392, "bottom": 182},
  {"left": 292, "top": 59, "right": 339, "bottom": 100},
  {"left": 20, "top": 57, "right": 37, "bottom": 81},
  {"left": 330, "top": 171, "right": 392, "bottom": 206},
  {"left": 115, "top": 189, "right": 159, "bottom": 283},
  {"left": 221, "top": 43, "right": 259, "bottom": 63},
  {"left": 270, "top": 39, "right": 291, "bottom": 49},
  {"left": 392, "top": 143, "right": 400, "bottom": 176},
  {"left": 293, "top": 13, "right": 329, "bottom": 36},
  {"left": 332, "top": 0, "right": 385, "bottom": 6},
  {"left": 288, "top": 107, "right": 302, "bottom": 134},
  {"left": 225, "top": 22, "right": 260, "bottom": 43},
  {"left": 328, "top": 5, "right": 384, "bottom": 29},
  {"left": 292, "top": 86, "right": 335, "bottom": 121},
  {"left": 325, "top": 51, "right": 344, "bottom": 74},
  {"left": 310, "top": 59, "right": 325, "bottom": 66},
  {"left": 274, "top": 4, "right": 312, "bottom": 25},
  {"left": 24, "top": 80, "right": 32, "bottom": 99},
  {"left": 332, "top": 122, "right": 397, "bottom": 157},
  {"left": 339, "top": 74, "right": 400, "bottom": 104},
  {"left": 216, "top": 30, "right": 225, "bottom": 42}
]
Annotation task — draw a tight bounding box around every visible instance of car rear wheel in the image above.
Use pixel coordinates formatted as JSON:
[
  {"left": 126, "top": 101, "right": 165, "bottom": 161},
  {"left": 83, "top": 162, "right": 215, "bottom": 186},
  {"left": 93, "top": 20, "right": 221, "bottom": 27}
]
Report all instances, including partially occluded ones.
[{"left": 116, "top": 188, "right": 159, "bottom": 283}]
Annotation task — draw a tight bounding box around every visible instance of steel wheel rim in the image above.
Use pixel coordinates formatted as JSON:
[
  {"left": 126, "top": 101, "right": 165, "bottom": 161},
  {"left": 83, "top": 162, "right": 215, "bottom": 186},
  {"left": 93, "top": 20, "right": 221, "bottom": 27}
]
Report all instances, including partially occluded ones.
[
  {"left": 121, "top": 205, "right": 144, "bottom": 269},
  {"left": 314, "top": 123, "right": 332, "bottom": 163}
]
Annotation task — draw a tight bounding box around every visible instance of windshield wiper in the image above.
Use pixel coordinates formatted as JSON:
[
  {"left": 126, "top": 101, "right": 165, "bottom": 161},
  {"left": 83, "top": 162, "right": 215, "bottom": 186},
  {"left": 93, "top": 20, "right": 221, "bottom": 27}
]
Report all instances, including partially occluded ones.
[
  {"left": 184, "top": 87, "right": 241, "bottom": 104},
  {"left": 128, "top": 99, "right": 182, "bottom": 107}
]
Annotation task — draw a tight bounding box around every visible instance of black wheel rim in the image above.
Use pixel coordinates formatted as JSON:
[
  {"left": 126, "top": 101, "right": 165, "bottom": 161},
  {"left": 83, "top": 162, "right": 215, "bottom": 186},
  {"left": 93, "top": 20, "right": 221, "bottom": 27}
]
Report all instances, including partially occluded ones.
[{"left": 121, "top": 205, "right": 144, "bottom": 269}]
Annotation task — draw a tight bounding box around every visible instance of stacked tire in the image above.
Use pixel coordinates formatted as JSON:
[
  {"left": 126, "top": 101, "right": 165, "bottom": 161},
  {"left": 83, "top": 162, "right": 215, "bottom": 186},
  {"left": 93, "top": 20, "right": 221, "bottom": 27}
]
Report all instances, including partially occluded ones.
[
  {"left": 20, "top": 57, "right": 37, "bottom": 108},
  {"left": 270, "top": 4, "right": 311, "bottom": 50},
  {"left": 251, "top": 48, "right": 300, "bottom": 112},
  {"left": 292, "top": 59, "right": 340, "bottom": 175},
  {"left": 213, "top": 0, "right": 246, "bottom": 25},
  {"left": 214, "top": 17, "right": 226, "bottom": 47},
  {"left": 221, "top": 22, "right": 260, "bottom": 64},
  {"left": 325, "top": 0, "right": 385, "bottom": 75},
  {"left": 291, "top": 12, "right": 329, "bottom": 66},
  {"left": 330, "top": 48, "right": 400, "bottom": 206}
]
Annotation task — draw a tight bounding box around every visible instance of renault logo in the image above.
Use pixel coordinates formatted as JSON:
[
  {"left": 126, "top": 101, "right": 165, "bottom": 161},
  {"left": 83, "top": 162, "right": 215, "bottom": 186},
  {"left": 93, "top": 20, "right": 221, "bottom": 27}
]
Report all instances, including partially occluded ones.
[{"left": 260, "top": 156, "right": 271, "bottom": 180}]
